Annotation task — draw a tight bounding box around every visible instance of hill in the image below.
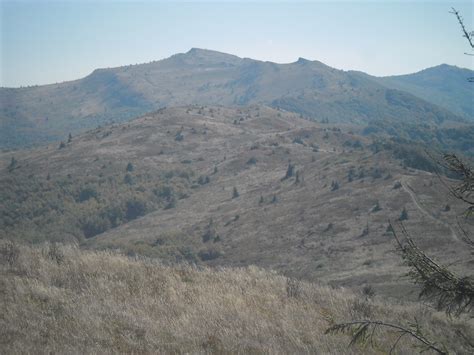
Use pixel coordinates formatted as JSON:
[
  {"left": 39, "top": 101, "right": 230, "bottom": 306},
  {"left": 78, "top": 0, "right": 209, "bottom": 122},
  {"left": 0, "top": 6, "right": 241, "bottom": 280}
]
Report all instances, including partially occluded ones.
[
  {"left": 375, "top": 64, "right": 474, "bottom": 119},
  {"left": 2, "top": 106, "right": 472, "bottom": 297},
  {"left": 1, "top": 242, "right": 472, "bottom": 353},
  {"left": 0, "top": 49, "right": 466, "bottom": 149}
]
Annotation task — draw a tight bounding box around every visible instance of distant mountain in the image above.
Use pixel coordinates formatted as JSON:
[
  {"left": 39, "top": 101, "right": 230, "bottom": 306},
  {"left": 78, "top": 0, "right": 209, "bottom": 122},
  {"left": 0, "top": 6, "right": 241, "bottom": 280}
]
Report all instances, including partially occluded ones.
[
  {"left": 374, "top": 64, "right": 473, "bottom": 119},
  {"left": 0, "top": 49, "right": 466, "bottom": 149}
]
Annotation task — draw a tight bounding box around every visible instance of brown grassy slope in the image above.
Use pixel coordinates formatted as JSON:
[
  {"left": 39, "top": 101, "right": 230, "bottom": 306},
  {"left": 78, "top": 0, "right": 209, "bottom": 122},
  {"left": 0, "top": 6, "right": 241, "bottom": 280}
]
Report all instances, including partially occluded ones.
[
  {"left": 1, "top": 242, "right": 472, "bottom": 354},
  {"left": 1, "top": 105, "right": 472, "bottom": 298}
]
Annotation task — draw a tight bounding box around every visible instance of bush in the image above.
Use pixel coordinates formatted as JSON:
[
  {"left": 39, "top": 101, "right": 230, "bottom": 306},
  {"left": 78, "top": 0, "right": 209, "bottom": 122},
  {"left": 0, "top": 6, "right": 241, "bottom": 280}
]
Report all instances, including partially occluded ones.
[
  {"left": 232, "top": 187, "right": 239, "bottom": 199},
  {"left": 282, "top": 162, "right": 295, "bottom": 180},
  {"left": 77, "top": 186, "right": 98, "bottom": 202},
  {"left": 246, "top": 157, "right": 257, "bottom": 165},
  {"left": 0, "top": 241, "right": 20, "bottom": 267},
  {"left": 124, "top": 174, "right": 134, "bottom": 185},
  {"left": 125, "top": 199, "right": 146, "bottom": 220},
  {"left": 198, "top": 248, "right": 221, "bottom": 261},
  {"left": 154, "top": 186, "right": 173, "bottom": 200},
  {"left": 175, "top": 132, "right": 184, "bottom": 141},
  {"left": 81, "top": 216, "right": 110, "bottom": 238},
  {"left": 399, "top": 207, "right": 408, "bottom": 221},
  {"left": 198, "top": 175, "right": 210, "bottom": 185},
  {"left": 164, "top": 197, "right": 176, "bottom": 210},
  {"left": 286, "top": 278, "right": 301, "bottom": 298}
]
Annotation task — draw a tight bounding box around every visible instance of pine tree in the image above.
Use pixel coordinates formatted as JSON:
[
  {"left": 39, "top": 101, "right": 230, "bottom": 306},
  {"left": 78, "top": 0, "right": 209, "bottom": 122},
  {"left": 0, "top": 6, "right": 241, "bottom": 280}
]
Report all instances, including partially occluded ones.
[{"left": 232, "top": 187, "right": 239, "bottom": 199}]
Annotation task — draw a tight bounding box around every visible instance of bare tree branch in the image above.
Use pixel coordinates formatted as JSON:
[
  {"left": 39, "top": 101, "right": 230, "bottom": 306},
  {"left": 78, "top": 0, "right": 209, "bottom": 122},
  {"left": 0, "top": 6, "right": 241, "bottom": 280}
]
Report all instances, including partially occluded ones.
[{"left": 450, "top": 8, "right": 474, "bottom": 50}]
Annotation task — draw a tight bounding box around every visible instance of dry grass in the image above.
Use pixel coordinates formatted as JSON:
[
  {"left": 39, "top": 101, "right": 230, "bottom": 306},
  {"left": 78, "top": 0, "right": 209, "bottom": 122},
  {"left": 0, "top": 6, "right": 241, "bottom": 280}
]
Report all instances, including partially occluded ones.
[{"left": 1, "top": 242, "right": 472, "bottom": 354}]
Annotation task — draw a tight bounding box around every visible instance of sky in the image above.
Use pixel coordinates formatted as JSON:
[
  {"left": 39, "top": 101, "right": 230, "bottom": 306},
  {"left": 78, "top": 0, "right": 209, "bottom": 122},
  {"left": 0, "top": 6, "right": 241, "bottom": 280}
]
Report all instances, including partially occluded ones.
[{"left": 1, "top": 0, "right": 473, "bottom": 87}]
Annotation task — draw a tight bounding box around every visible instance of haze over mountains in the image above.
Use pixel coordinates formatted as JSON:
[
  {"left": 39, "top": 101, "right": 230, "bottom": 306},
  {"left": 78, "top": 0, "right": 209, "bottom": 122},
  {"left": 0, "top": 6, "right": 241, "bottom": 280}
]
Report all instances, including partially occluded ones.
[
  {"left": 1, "top": 45, "right": 474, "bottom": 352},
  {"left": 1, "top": 48, "right": 472, "bottom": 150}
]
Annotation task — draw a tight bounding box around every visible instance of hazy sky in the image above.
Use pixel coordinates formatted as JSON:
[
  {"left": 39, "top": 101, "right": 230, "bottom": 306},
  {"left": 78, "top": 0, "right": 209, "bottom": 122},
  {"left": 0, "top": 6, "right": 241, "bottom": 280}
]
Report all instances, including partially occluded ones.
[{"left": 1, "top": 0, "right": 473, "bottom": 87}]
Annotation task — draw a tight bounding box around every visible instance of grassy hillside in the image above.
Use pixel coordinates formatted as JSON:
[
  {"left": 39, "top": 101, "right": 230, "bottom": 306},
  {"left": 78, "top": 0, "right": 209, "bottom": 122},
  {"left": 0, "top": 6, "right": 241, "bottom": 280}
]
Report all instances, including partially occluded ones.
[
  {"left": 375, "top": 64, "right": 474, "bottom": 119},
  {"left": 1, "top": 242, "right": 472, "bottom": 354},
  {"left": 2, "top": 106, "right": 472, "bottom": 297},
  {"left": 0, "top": 49, "right": 465, "bottom": 149}
]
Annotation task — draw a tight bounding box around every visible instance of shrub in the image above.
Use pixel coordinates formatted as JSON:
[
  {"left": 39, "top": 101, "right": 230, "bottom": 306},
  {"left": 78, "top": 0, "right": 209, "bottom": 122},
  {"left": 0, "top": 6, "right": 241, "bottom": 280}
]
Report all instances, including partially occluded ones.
[
  {"left": 246, "top": 157, "right": 257, "bottom": 165},
  {"left": 47, "top": 243, "right": 64, "bottom": 265},
  {"left": 0, "top": 241, "right": 20, "bottom": 267},
  {"left": 175, "top": 132, "right": 184, "bottom": 141},
  {"left": 77, "top": 186, "right": 98, "bottom": 202},
  {"left": 282, "top": 162, "right": 294, "bottom": 180},
  {"left": 154, "top": 186, "right": 173, "bottom": 200},
  {"left": 81, "top": 216, "right": 110, "bottom": 238},
  {"left": 202, "top": 220, "right": 216, "bottom": 243},
  {"left": 198, "top": 248, "right": 221, "bottom": 261},
  {"left": 8, "top": 157, "right": 17, "bottom": 172},
  {"left": 232, "top": 187, "right": 239, "bottom": 199},
  {"left": 292, "top": 137, "right": 304, "bottom": 145},
  {"left": 371, "top": 201, "right": 382, "bottom": 212},
  {"left": 286, "top": 277, "right": 301, "bottom": 298},
  {"left": 164, "top": 197, "right": 176, "bottom": 210},
  {"left": 399, "top": 207, "right": 408, "bottom": 221},
  {"left": 124, "top": 173, "right": 134, "bottom": 185},
  {"left": 126, "top": 162, "right": 134, "bottom": 172},
  {"left": 362, "top": 285, "right": 375, "bottom": 299},
  {"left": 125, "top": 199, "right": 146, "bottom": 220},
  {"left": 198, "top": 175, "right": 210, "bottom": 185}
]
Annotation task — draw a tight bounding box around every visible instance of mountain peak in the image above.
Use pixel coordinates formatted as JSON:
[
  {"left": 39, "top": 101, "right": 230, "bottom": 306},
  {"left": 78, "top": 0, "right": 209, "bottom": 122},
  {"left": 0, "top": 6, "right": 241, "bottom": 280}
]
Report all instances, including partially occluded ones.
[
  {"left": 296, "top": 57, "right": 310, "bottom": 64},
  {"left": 177, "top": 48, "right": 242, "bottom": 65}
]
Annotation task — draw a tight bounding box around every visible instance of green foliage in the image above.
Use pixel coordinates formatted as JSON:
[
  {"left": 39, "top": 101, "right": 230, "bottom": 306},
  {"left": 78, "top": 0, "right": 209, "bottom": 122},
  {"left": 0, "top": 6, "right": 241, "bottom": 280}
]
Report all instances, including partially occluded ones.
[
  {"left": 282, "top": 162, "right": 295, "bottom": 180},
  {"left": 197, "top": 175, "right": 210, "bottom": 185},
  {"left": 202, "top": 219, "right": 216, "bottom": 243},
  {"left": 81, "top": 215, "right": 111, "bottom": 239},
  {"left": 8, "top": 157, "right": 17, "bottom": 172},
  {"left": 371, "top": 201, "right": 382, "bottom": 213},
  {"left": 0, "top": 162, "right": 192, "bottom": 243},
  {"left": 76, "top": 186, "right": 98, "bottom": 203},
  {"left": 198, "top": 248, "right": 221, "bottom": 261},
  {"left": 246, "top": 157, "right": 257, "bottom": 165},
  {"left": 292, "top": 137, "right": 304, "bottom": 145},
  {"left": 399, "top": 208, "right": 408, "bottom": 221},
  {"left": 123, "top": 173, "right": 134, "bottom": 185},
  {"left": 125, "top": 198, "right": 147, "bottom": 220},
  {"left": 175, "top": 131, "right": 184, "bottom": 141},
  {"left": 164, "top": 197, "right": 177, "bottom": 210}
]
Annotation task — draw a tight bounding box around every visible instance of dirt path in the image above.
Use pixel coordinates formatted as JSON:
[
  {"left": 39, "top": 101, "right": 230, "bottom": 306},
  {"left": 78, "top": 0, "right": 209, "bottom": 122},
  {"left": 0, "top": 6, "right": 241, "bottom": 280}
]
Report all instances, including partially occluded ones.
[{"left": 401, "top": 176, "right": 459, "bottom": 242}]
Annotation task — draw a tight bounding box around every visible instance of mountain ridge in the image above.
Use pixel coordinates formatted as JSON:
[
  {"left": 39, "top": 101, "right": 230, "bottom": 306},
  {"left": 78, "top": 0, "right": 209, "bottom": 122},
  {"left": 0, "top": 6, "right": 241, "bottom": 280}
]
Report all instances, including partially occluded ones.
[{"left": 1, "top": 48, "right": 471, "bottom": 150}]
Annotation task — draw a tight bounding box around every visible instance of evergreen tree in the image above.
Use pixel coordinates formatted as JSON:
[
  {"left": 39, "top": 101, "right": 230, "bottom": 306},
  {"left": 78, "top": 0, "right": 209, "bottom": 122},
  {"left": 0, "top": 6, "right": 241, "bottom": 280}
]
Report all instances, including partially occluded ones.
[{"left": 232, "top": 187, "right": 239, "bottom": 199}]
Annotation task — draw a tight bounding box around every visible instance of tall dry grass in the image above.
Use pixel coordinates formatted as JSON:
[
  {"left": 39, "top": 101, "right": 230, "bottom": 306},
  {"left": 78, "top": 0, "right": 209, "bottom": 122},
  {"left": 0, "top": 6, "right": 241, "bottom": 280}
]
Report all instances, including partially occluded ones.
[{"left": 0, "top": 241, "right": 472, "bottom": 354}]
